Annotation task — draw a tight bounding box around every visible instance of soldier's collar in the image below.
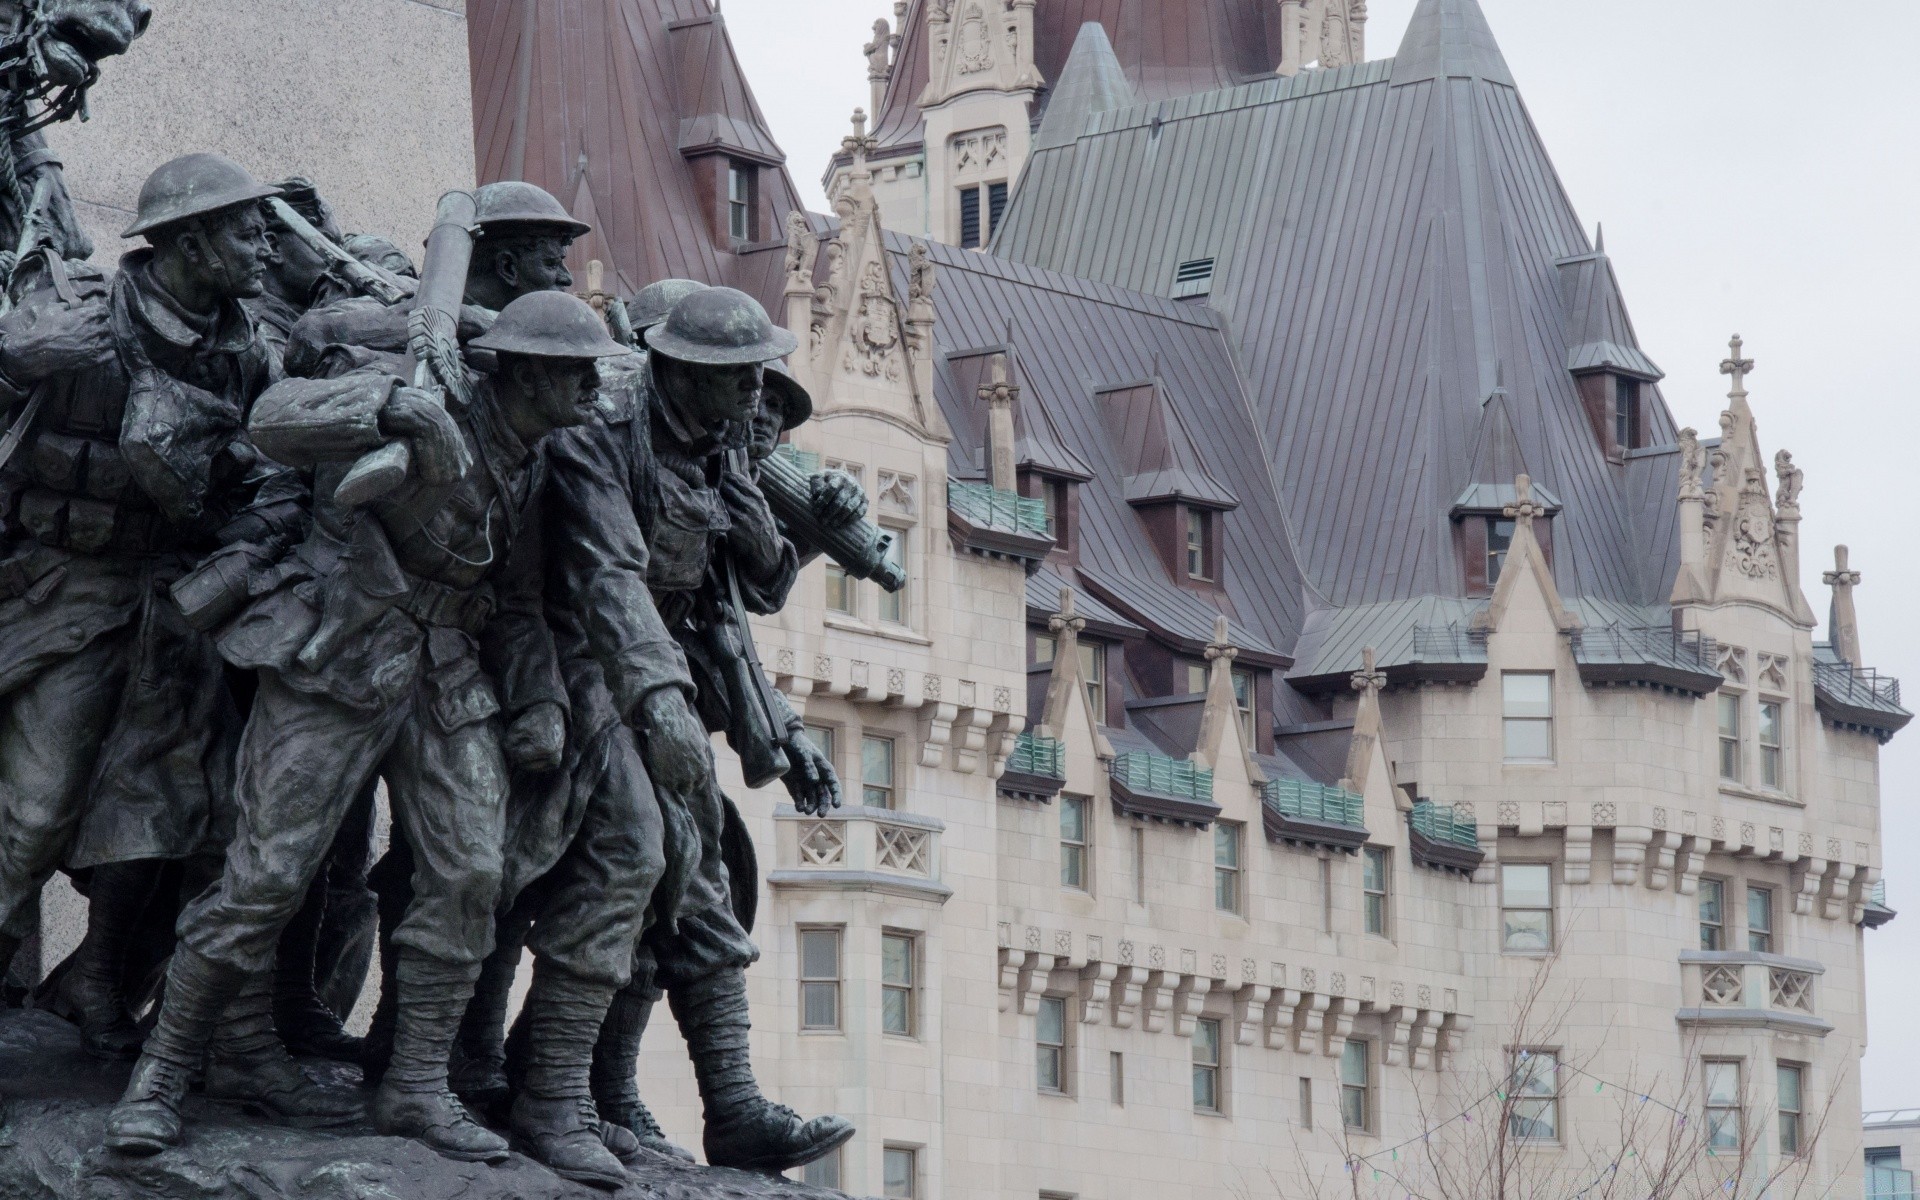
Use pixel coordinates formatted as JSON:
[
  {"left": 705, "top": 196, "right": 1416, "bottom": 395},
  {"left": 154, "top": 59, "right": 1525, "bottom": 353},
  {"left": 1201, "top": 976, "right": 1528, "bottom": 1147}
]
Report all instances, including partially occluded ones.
[{"left": 120, "top": 249, "right": 255, "bottom": 355}]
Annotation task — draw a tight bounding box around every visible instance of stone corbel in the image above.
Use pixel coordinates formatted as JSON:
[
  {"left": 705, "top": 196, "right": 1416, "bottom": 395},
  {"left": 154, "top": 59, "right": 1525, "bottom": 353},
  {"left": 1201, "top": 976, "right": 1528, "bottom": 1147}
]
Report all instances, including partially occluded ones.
[
  {"left": 917, "top": 701, "right": 959, "bottom": 768},
  {"left": 997, "top": 947, "right": 1029, "bottom": 1013},
  {"left": 1233, "top": 985, "right": 1272, "bottom": 1047},
  {"left": 1266, "top": 989, "right": 1301, "bottom": 1050},
  {"left": 1110, "top": 965, "right": 1145, "bottom": 1029},
  {"left": 1793, "top": 858, "right": 1827, "bottom": 916},
  {"left": 1855, "top": 866, "right": 1882, "bottom": 925},
  {"left": 1436, "top": 1013, "right": 1473, "bottom": 1069},
  {"left": 1172, "top": 976, "right": 1210, "bottom": 1037},
  {"left": 1674, "top": 836, "right": 1706, "bottom": 895},
  {"left": 1646, "top": 829, "right": 1677, "bottom": 890},
  {"left": 1613, "top": 827, "right": 1651, "bottom": 885},
  {"left": 1139, "top": 970, "right": 1175, "bottom": 1034},
  {"left": 1409, "top": 1009, "right": 1440, "bottom": 1071},
  {"left": 1079, "top": 960, "right": 1118, "bottom": 1025},
  {"left": 1322, "top": 997, "right": 1356, "bottom": 1057},
  {"left": 1823, "top": 861, "right": 1857, "bottom": 921},
  {"left": 1293, "top": 991, "right": 1330, "bottom": 1055},
  {"left": 952, "top": 703, "right": 996, "bottom": 773},
  {"left": 1018, "top": 954, "right": 1057, "bottom": 1016},
  {"left": 1563, "top": 826, "right": 1593, "bottom": 885},
  {"left": 1382, "top": 1006, "right": 1417, "bottom": 1067}
]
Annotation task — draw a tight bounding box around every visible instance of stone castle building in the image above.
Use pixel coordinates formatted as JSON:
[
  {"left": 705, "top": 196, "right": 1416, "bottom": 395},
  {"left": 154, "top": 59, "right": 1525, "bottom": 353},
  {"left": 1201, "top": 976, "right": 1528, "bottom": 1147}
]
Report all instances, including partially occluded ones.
[{"left": 21, "top": 1, "right": 1905, "bottom": 1198}]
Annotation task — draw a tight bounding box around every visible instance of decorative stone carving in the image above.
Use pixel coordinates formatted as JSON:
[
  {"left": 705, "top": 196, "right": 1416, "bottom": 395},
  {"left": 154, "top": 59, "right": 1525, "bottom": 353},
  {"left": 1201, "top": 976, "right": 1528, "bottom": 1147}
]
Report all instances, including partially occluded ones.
[
  {"left": 956, "top": 2, "right": 994, "bottom": 74},
  {"left": 1716, "top": 644, "right": 1747, "bottom": 683},
  {"left": 783, "top": 210, "right": 818, "bottom": 294},
  {"left": 1731, "top": 467, "right": 1780, "bottom": 580},
  {"left": 842, "top": 259, "right": 904, "bottom": 382},
  {"left": 878, "top": 469, "right": 917, "bottom": 515},
  {"left": 1677, "top": 427, "right": 1705, "bottom": 500},
  {"left": 1758, "top": 653, "right": 1789, "bottom": 692},
  {"left": 798, "top": 821, "right": 848, "bottom": 867},
  {"left": 1497, "top": 802, "right": 1520, "bottom": 826},
  {"left": 1701, "top": 964, "right": 1743, "bottom": 1006},
  {"left": 1591, "top": 802, "right": 1617, "bottom": 826}
]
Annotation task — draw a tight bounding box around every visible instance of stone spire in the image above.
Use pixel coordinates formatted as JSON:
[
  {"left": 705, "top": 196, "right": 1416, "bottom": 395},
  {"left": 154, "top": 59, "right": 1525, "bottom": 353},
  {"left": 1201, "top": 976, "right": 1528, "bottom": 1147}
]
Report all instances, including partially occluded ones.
[
  {"left": 1390, "top": 0, "right": 1513, "bottom": 87},
  {"left": 981, "top": 351, "right": 1018, "bottom": 491},
  {"left": 1194, "top": 615, "right": 1265, "bottom": 782},
  {"left": 1339, "top": 646, "right": 1387, "bottom": 795},
  {"left": 1824, "top": 546, "right": 1864, "bottom": 666}
]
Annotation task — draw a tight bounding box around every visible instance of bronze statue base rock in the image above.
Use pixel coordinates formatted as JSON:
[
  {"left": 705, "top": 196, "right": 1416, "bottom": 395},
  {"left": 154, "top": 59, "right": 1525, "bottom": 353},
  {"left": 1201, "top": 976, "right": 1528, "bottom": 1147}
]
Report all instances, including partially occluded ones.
[{"left": 0, "top": 1009, "right": 854, "bottom": 1200}]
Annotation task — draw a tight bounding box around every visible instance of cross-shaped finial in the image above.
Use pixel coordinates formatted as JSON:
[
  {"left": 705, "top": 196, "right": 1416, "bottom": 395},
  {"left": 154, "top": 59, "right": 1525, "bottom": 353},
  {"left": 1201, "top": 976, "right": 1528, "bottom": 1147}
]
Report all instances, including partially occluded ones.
[
  {"left": 1205, "top": 614, "right": 1238, "bottom": 664},
  {"left": 1823, "top": 545, "right": 1861, "bottom": 590},
  {"left": 1720, "top": 334, "right": 1755, "bottom": 398},
  {"left": 1350, "top": 645, "right": 1387, "bottom": 695},
  {"left": 1503, "top": 474, "right": 1547, "bottom": 530},
  {"left": 842, "top": 108, "right": 876, "bottom": 166},
  {"left": 1048, "top": 586, "right": 1086, "bottom": 638}
]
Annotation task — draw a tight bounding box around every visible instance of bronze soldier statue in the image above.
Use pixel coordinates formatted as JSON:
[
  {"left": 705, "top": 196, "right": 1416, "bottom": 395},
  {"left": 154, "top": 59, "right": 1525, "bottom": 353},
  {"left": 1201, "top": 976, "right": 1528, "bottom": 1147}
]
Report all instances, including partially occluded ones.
[
  {"left": 514, "top": 286, "right": 855, "bottom": 1173},
  {"left": 104, "top": 289, "right": 622, "bottom": 1163},
  {"left": 0, "top": 153, "right": 301, "bottom": 1059}
]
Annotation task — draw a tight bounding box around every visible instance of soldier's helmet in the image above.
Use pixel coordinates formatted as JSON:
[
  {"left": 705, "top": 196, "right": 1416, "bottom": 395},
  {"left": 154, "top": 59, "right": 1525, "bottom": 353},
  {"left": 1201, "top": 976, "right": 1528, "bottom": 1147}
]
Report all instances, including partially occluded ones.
[
  {"left": 471, "top": 180, "right": 590, "bottom": 242},
  {"left": 625, "top": 278, "right": 705, "bottom": 338},
  {"left": 122, "top": 153, "right": 281, "bottom": 239},
  {"left": 647, "top": 287, "right": 799, "bottom": 367},
  {"left": 270, "top": 176, "right": 343, "bottom": 242},
  {"left": 470, "top": 291, "right": 629, "bottom": 361},
  {"left": 762, "top": 360, "right": 813, "bottom": 430}
]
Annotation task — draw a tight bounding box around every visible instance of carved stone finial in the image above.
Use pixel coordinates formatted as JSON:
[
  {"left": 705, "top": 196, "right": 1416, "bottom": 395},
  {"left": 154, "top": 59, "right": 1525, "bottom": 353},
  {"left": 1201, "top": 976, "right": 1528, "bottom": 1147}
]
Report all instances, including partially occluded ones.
[
  {"left": 1720, "top": 334, "right": 1755, "bottom": 398},
  {"left": 1204, "top": 615, "right": 1237, "bottom": 664},
  {"left": 1049, "top": 586, "right": 1086, "bottom": 638},
  {"left": 1676, "top": 427, "right": 1705, "bottom": 500},
  {"left": 908, "top": 240, "right": 935, "bottom": 308},
  {"left": 1824, "top": 545, "right": 1864, "bottom": 665},
  {"left": 865, "top": 18, "right": 893, "bottom": 77},
  {"left": 1503, "top": 474, "right": 1547, "bottom": 531},
  {"left": 1350, "top": 645, "right": 1387, "bottom": 695},
  {"left": 1774, "top": 449, "right": 1803, "bottom": 514},
  {"left": 1824, "top": 545, "right": 1861, "bottom": 590}
]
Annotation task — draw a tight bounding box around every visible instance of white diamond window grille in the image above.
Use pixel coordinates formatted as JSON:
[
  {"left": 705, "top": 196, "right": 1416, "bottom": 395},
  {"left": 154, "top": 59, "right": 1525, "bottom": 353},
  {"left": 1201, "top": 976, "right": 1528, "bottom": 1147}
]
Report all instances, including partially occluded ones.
[
  {"left": 1701, "top": 965, "right": 1744, "bottom": 1006},
  {"left": 798, "top": 822, "right": 847, "bottom": 867},
  {"left": 876, "top": 826, "right": 932, "bottom": 875},
  {"left": 1769, "top": 969, "right": 1814, "bottom": 1013}
]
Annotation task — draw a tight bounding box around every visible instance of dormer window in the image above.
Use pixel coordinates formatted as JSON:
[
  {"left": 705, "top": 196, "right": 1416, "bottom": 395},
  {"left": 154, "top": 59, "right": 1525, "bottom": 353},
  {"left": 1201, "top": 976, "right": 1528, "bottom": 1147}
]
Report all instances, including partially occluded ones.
[
  {"left": 1454, "top": 481, "right": 1558, "bottom": 597},
  {"left": 1185, "top": 509, "right": 1214, "bottom": 580},
  {"left": 1042, "top": 478, "right": 1070, "bottom": 546},
  {"left": 959, "top": 181, "right": 1008, "bottom": 249},
  {"left": 1486, "top": 517, "right": 1516, "bottom": 586},
  {"left": 1613, "top": 378, "right": 1642, "bottom": 452},
  {"left": 727, "top": 160, "right": 758, "bottom": 243}
]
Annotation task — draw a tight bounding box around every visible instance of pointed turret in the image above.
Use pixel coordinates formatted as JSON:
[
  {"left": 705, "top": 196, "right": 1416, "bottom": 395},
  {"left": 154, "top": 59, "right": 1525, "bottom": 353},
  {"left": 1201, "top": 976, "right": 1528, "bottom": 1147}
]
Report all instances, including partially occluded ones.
[
  {"left": 1035, "top": 23, "right": 1137, "bottom": 152},
  {"left": 1391, "top": 0, "right": 1515, "bottom": 87}
]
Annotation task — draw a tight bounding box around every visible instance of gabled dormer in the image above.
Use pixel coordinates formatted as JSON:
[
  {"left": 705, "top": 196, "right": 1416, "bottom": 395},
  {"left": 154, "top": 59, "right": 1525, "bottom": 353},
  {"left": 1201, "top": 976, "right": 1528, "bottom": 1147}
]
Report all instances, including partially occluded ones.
[
  {"left": 1557, "top": 235, "right": 1664, "bottom": 462},
  {"left": 1453, "top": 386, "right": 1559, "bottom": 597},
  {"left": 1095, "top": 378, "right": 1239, "bottom": 589},
  {"left": 667, "top": 12, "right": 788, "bottom": 250}
]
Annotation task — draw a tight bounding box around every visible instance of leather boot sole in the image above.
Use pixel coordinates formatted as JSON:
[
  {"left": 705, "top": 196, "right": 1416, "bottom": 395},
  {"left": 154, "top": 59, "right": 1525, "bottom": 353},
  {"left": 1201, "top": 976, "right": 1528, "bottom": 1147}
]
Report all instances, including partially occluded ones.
[
  {"left": 708, "top": 1118, "right": 856, "bottom": 1173},
  {"left": 103, "top": 1129, "right": 176, "bottom": 1158},
  {"left": 512, "top": 1135, "right": 628, "bottom": 1191}
]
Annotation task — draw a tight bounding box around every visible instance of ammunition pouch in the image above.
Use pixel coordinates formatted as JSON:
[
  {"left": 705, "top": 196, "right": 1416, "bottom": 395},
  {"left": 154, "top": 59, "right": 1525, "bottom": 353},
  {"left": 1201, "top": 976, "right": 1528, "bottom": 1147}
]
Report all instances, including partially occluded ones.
[{"left": 396, "top": 574, "right": 496, "bottom": 639}]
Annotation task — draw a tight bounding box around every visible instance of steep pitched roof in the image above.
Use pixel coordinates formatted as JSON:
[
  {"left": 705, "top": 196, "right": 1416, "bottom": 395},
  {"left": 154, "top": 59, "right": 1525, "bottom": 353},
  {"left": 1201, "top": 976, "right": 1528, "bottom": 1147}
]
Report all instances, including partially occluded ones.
[
  {"left": 468, "top": 0, "right": 803, "bottom": 310},
  {"left": 1557, "top": 245, "right": 1663, "bottom": 379},
  {"left": 1034, "top": 22, "right": 1137, "bottom": 152},
  {"left": 865, "top": 0, "right": 1288, "bottom": 162},
  {"left": 992, "top": 0, "right": 1682, "bottom": 614},
  {"left": 897, "top": 234, "right": 1307, "bottom": 660}
]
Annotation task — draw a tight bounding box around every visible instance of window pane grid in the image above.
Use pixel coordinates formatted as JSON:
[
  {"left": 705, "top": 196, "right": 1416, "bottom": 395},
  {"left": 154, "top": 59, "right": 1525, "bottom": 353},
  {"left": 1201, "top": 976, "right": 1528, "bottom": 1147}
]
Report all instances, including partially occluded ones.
[
  {"left": 883, "top": 1147, "right": 917, "bottom": 1199},
  {"left": 1079, "top": 642, "right": 1105, "bottom": 722},
  {"left": 862, "top": 735, "right": 896, "bottom": 809},
  {"left": 799, "top": 928, "right": 842, "bottom": 1031},
  {"left": 1487, "top": 517, "right": 1516, "bottom": 585},
  {"left": 1502, "top": 672, "right": 1554, "bottom": 762},
  {"left": 1704, "top": 1061, "right": 1743, "bottom": 1152},
  {"left": 877, "top": 529, "right": 907, "bottom": 625},
  {"left": 1037, "top": 996, "right": 1067, "bottom": 1093},
  {"left": 1510, "top": 1051, "right": 1560, "bottom": 1141},
  {"left": 1777, "top": 1064, "right": 1804, "bottom": 1156},
  {"left": 1759, "top": 700, "right": 1783, "bottom": 789},
  {"left": 1718, "top": 692, "right": 1743, "bottom": 782},
  {"left": 1363, "top": 847, "right": 1390, "bottom": 936},
  {"left": 1747, "top": 887, "right": 1774, "bottom": 953},
  {"left": 1061, "top": 796, "right": 1089, "bottom": 891},
  {"left": 1501, "top": 864, "right": 1554, "bottom": 953},
  {"left": 1192, "top": 1018, "right": 1222, "bottom": 1112},
  {"left": 1214, "top": 823, "right": 1243, "bottom": 915},
  {"left": 1699, "top": 879, "right": 1725, "bottom": 951},
  {"left": 882, "top": 933, "right": 915, "bottom": 1037},
  {"left": 1340, "top": 1039, "right": 1370, "bottom": 1130}
]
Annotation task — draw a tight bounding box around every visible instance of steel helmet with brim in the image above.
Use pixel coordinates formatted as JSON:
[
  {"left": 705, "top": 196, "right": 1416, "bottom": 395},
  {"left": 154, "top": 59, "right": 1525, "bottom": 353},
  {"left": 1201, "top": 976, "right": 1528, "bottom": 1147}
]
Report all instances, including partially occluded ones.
[
  {"left": 625, "top": 278, "right": 705, "bottom": 337},
  {"left": 646, "top": 287, "right": 798, "bottom": 367},
  {"left": 468, "top": 291, "right": 630, "bottom": 360},
  {"left": 471, "top": 180, "right": 591, "bottom": 242},
  {"left": 122, "top": 153, "right": 281, "bottom": 239},
  {"left": 761, "top": 360, "right": 813, "bottom": 430}
]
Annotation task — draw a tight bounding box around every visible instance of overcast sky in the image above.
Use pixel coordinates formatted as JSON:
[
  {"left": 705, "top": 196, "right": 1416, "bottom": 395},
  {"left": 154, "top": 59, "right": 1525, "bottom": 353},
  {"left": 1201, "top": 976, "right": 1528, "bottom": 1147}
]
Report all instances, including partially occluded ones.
[{"left": 725, "top": 0, "right": 1920, "bottom": 1113}]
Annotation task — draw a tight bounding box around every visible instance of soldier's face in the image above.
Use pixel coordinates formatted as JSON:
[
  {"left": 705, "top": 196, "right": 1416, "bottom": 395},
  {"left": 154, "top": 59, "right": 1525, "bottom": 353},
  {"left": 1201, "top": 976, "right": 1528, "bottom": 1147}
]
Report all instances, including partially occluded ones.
[
  {"left": 749, "top": 394, "right": 785, "bottom": 460},
  {"left": 682, "top": 361, "right": 765, "bottom": 432},
  {"left": 500, "top": 237, "right": 574, "bottom": 299},
  {"left": 513, "top": 357, "right": 600, "bottom": 436},
  {"left": 193, "top": 207, "right": 273, "bottom": 300}
]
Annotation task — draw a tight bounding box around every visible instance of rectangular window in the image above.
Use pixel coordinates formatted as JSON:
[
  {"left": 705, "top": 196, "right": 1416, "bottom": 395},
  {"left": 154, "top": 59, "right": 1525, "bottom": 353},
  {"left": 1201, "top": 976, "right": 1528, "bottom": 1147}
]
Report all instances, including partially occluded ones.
[
  {"left": 1487, "top": 517, "right": 1516, "bottom": 585},
  {"left": 1747, "top": 886, "right": 1774, "bottom": 954},
  {"left": 1502, "top": 672, "right": 1555, "bottom": 763},
  {"left": 727, "top": 161, "right": 754, "bottom": 242},
  {"left": 1034, "top": 632, "right": 1056, "bottom": 664},
  {"left": 801, "top": 1148, "right": 842, "bottom": 1189},
  {"left": 959, "top": 186, "right": 983, "bottom": 249},
  {"left": 882, "top": 932, "right": 917, "bottom": 1037},
  {"left": 1718, "top": 692, "right": 1743, "bottom": 782},
  {"left": 1613, "top": 377, "right": 1640, "bottom": 451},
  {"left": 799, "top": 928, "right": 842, "bottom": 1031},
  {"left": 1777, "top": 1063, "right": 1804, "bottom": 1157},
  {"left": 1362, "top": 847, "right": 1390, "bottom": 937},
  {"left": 1699, "top": 878, "right": 1725, "bottom": 951},
  {"left": 1192, "top": 1018, "right": 1223, "bottom": 1113},
  {"left": 1079, "top": 641, "right": 1106, "bottom": 723},
  {"left": 1037, "top": 995, "right": 1068, "bottom": 1093},
  {"left": 1110, "top": 1051, "right": 1125, "bottom": 1106},
  {"left": 1060, "top": 796, "right": 1089, "bottom": 891},
  {"left": 862, "top": 734, "right": 896, "bottom": 809},
  {"left": 1042, "top": 477, "right": 1069, "bottom": 545},
  {"left": 1214, "top": 823, "right": 1243, "bottom": 915},
  {"left": 1759, "top": 700, "right": 1784, "bottom": 789},
  {"left": 804, "top": 725, "right": 837, "bottom": 772},
  {"left": 1185, "top": 508, "right": 1211, "bottom": 580},
  {"left": 1705, "top": 1060, "right": 1744, "bottom": 1152},
  {"left": 987, "top": 181, "right": 1009, "bottom": 238},
  {"left": 884, "top": 1146, "right": 918, "bottom": 1199},
  {"left": 1184, "top": 660, "right": 1209, "bottom": 695},
  {"left": 1131, "top": 826, "right": 1147, "bottom": 904},
  {"left": 1233, "top": 669, "right": 1255, "bottom": 746},
  {"left": 826, "top": 562, "right": 855, "bottom": 615},
  {"left": 877, "top": 528, "right": 907, "bottom": 625},
  {"left": 1298, "top": 1077, "right": 1314, "bottom": 1130},
  {"left": 1340, "top": 1039, "right": 1371, "bottom": 1130},
  {"left": 1501, "top": 863, "right": 1554, "bottom": 953},
  {"left": 1510, "top": 1050, "right": 1561, "bottom": 1142}
]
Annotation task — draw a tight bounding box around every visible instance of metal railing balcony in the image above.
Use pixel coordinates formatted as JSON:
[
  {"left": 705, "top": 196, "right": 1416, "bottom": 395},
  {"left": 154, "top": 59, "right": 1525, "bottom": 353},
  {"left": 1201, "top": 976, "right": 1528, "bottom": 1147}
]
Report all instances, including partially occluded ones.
[
  {"left": 1815, "top": 659, "right": 1903, "bottom": 708},
  {"left": 948, "top": 481, "right": 1050, "bottom": 536},
  {"left": 1110, "top": 752, "right": 1214, "bottom": 804},
  {"left": 1008, "top": 731, "right": 1065, "bottom": 779},
  {"left": 1410, "top": 800, "right": 1479, "bottom": 850},
  {"left": 1262, "top": 778, "right": 1364, "bottom": 828}
]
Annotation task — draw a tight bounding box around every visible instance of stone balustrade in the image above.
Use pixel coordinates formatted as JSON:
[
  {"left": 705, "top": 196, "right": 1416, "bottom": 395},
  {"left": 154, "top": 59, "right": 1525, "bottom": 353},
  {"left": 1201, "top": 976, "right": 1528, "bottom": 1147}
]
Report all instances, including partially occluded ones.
[
  {"left": 768, "top": 804, "right": 952, "bottom": 903},
  {"left": 1676, "top": 950, "right": 1831, "bottom": 1036}
]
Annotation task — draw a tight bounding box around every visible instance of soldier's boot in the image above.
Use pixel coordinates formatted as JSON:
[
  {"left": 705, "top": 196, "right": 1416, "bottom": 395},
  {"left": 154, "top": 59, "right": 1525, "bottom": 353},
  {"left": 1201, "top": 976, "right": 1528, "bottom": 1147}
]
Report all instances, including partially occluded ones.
[
  {"left": 449, "top": 943, "right": 518, "bottom": 1116},
  {"left": 670, "top": 969, "right": 855, "bottom": 1172},
  {"left": 105, "top": 947, "right": 242, "bottom": 1155},
  {"left": 205, "top": 970, "right": 363, "bottom": 1128},
  {"left": 274, "top": 882, "right": 364, "bottom": 1063},
  {"left": 372, "top": 952, "right": 509, "bottom": 1165},
  {"left": 591, "top": 985, "right": 693, "bottom": 1163},
  {"left": 508, "top": 965, "right": 628, "bottom": 1190},
  {"left": 65, "top": 861, "right": 151, "bottom": 1060}
]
